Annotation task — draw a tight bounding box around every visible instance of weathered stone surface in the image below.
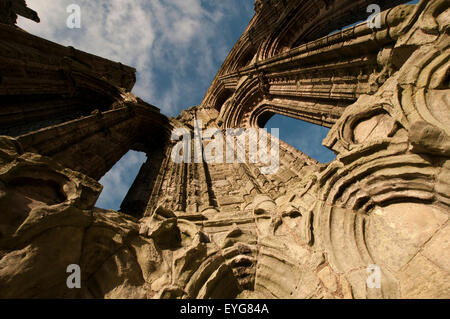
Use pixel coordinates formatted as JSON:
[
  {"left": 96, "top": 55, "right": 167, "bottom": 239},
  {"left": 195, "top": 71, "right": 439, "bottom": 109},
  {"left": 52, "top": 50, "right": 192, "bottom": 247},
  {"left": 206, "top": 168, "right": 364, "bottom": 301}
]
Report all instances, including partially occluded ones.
[
  {"left": 398, "top": 254, "right": 450, "bottom": 299},
  {"left": 366, "top": 203, "right": 448, "bottom": 272},
  {"left": 0, "top": 0, "right": 448, "bottom": 299}
]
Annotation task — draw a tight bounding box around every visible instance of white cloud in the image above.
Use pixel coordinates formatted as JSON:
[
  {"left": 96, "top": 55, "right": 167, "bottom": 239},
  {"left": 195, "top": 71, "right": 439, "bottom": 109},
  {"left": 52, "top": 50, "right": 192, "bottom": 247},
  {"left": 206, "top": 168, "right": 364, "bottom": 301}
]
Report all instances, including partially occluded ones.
[{"left": 18, "top": 0, "right": 253, "bottom": 116}]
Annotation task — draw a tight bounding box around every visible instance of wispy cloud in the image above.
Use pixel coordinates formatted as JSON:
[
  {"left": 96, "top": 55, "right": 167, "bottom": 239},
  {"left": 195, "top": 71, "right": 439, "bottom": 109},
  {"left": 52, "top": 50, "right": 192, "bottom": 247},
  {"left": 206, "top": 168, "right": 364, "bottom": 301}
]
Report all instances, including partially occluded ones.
[{"left": 18, "top": 0, "right": 254, "bottom": 116}]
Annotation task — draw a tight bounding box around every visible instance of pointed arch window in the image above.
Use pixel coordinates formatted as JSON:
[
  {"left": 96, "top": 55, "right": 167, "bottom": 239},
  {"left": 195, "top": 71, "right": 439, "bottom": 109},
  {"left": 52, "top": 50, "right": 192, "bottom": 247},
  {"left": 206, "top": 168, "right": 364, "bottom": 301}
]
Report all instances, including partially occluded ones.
[
  {"left": 264, "top": 113, "right": 336, "bottom": 163},
  {"left": 96, "top": 150, "right": 147, "bottom": 211}
]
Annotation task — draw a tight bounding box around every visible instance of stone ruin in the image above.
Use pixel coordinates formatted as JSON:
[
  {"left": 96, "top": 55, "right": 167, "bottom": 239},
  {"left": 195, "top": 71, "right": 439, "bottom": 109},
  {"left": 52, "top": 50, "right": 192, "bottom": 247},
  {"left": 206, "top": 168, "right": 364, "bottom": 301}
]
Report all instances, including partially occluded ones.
[{"left": 0, "top": 0, "right": 449, "bottom": 298}]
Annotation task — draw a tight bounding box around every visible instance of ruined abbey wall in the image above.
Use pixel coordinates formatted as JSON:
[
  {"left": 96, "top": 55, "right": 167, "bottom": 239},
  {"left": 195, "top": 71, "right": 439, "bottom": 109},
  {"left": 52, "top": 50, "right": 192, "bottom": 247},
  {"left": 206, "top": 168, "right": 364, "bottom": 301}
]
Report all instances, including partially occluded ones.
[{"left": 0, "top": 0, "right": 449, "bottom": 298}]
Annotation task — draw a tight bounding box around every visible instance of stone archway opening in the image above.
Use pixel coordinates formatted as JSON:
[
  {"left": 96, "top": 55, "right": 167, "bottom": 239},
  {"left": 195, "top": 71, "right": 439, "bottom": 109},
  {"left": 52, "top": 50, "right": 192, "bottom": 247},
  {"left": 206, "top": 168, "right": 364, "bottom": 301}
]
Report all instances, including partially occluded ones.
[
  {"left": 263, "top": 113, "right": 336, "bottom": 163},
  {"left": 95, "top": 150, "right": 147, "bottom": 211}
]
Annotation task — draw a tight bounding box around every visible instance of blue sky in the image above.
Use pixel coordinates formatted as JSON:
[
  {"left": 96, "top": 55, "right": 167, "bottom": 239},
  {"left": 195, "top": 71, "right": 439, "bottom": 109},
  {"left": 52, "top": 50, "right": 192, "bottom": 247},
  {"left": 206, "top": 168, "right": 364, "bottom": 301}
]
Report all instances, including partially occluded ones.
[
  {"left": 265, "top": 115, "right": 336, "bottom": 164},
  {"left": 17, "top": 0, "right": 418, "bottom": 210}
]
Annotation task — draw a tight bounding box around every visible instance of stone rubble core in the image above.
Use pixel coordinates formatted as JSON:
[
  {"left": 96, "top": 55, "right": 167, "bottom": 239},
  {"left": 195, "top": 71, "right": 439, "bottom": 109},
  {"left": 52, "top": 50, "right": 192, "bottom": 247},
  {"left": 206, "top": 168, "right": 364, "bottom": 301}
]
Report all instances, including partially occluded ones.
[{"left": 0, "top": 0, "right": 449, "bottom": 298}]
